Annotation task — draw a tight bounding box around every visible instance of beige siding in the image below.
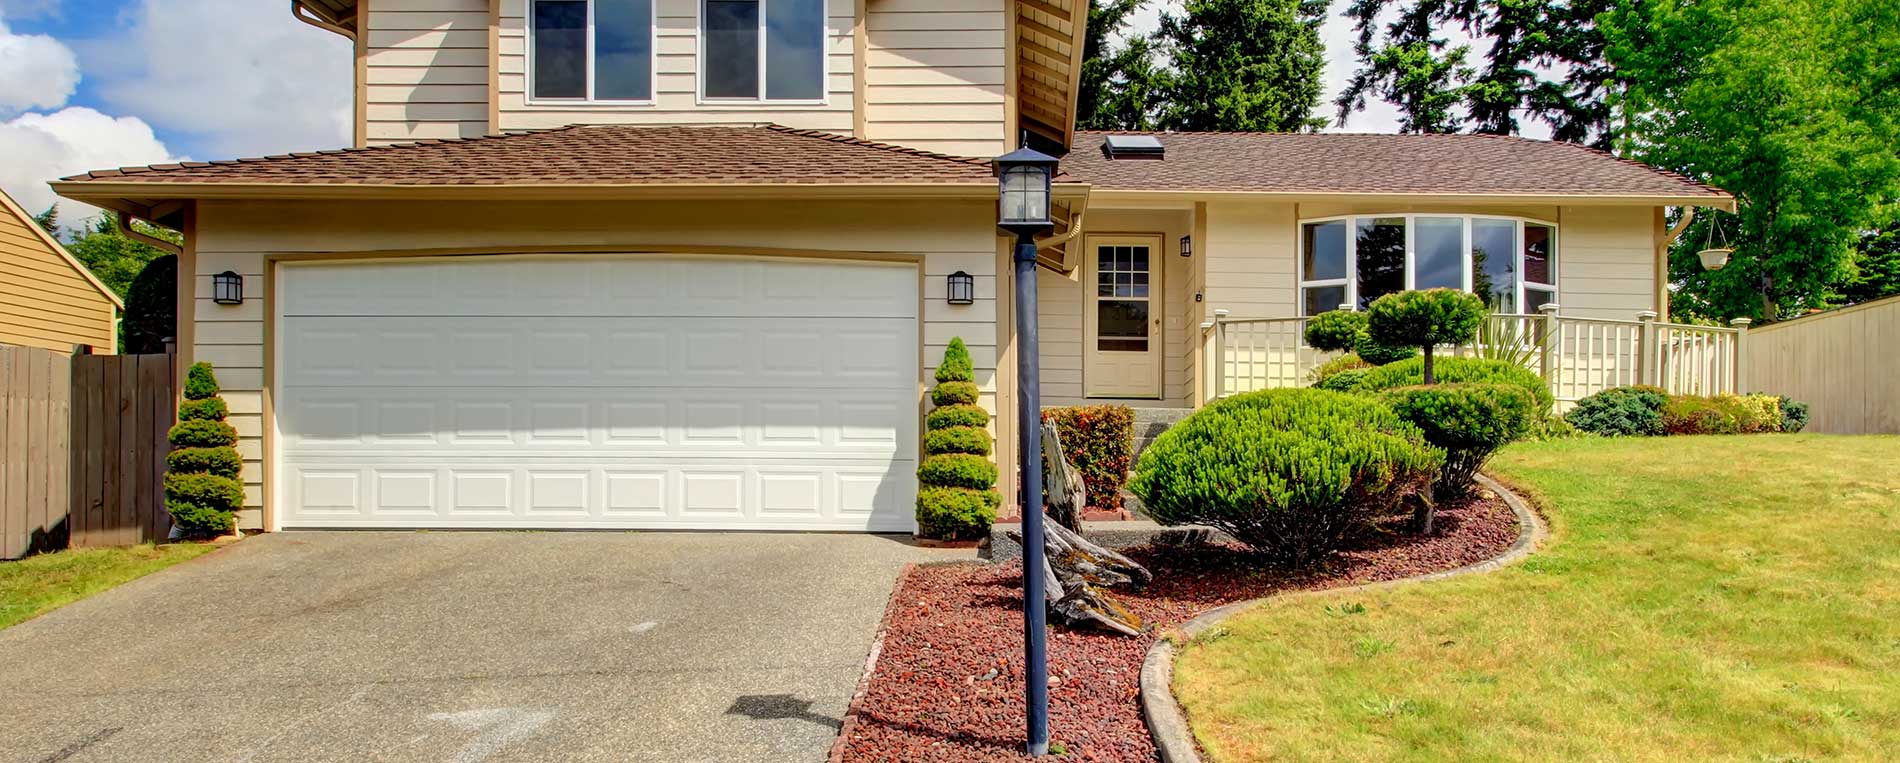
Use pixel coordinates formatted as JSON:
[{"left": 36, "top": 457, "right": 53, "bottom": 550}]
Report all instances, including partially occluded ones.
[
  {"left": 1200, "top": 200, "right": 1298, "bottom": 320},
  {"left": 1557, "top": 205, "right": 1659, "bottom": 320},
  {"left": 1037, "top": 208, "right": 1192, "bottom": 406},
  {"left": 0, "top": 198, "right": 116, "bottom": 353},
  {"left": 192, "top": 198, "right": 999, "bottom": 529},
  {"left": 861, "top": 0, "right": 1008, "bottom": 156},
  {"left": 1743, "top": 296, "right": 1900, "bottom": 434},
  {"left": 365, "top": 0, "right": 494, "bottom": 143},
  {"left": 494, "top": 0, "right": 857, "bottom": 133}
]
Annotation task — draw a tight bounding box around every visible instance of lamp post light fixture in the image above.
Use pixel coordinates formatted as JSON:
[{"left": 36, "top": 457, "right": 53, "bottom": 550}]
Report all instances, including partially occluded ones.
[
  {"left": 1179, "top": 234, "right": 1192, "bottom": 258},
  {"left": 994, "top": 144, "right": 1059, "bottom": 758},
  {"left": 212, "top": 271, "right": 245, "bottom": 305},
  {"left": 947, "top": 270, "right": 975, "bottom": 305}
]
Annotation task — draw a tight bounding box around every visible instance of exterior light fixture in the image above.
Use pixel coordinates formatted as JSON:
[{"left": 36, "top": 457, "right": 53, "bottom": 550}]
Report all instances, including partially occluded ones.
[
  {"left": 1179, "top": 234, "right": 1192, "bottom": 258},
  {"left": 993, "top": 143, "right": 1061, "bottom": 759},
  {"left": 947, "top": 271, "right": 975, "bottom": 305},
  {"left": 212, "top": 271, "right": 244, "bottom": 305}
]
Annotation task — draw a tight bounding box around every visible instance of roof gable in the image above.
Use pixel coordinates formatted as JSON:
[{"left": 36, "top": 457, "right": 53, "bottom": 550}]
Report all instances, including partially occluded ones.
[{"left": 0, "top": 188, "right": 124, "bottom": 310}]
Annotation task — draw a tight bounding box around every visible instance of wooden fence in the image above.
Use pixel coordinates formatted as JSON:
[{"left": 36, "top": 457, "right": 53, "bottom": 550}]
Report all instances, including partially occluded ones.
[
  {"left": 1, "top": 343, "right": 175, "bottom": 560},
  {"left": 1743, "top": 295, "right": 1900, "bottom": 434}
]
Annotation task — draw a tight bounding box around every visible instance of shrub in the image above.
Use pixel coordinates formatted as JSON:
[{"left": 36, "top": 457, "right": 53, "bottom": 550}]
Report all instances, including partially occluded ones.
[
  {"left": 1718, "top": 394, "right": 1781, "bottom": 433},
  {"left": 1661, "top": 396, "right": 1739, "bottom": 435},
  {"left": 163, "top": 472, "right": 245, "bottom": 511},
  {"left": 1041, "top": 405, "right": 1135, "bottom": 510},
  {"left": 1566, "top": 386, "right": 1668, "bottom": 437},
  {"left": 184, "top": 362, "right": 220, "bottom": 400},
  {"left": 931, "top": 381, "right": 980, "bottom": 407},
  {"left": 123, "top": 254, "right": 176, "bottom": 355},
  {"left": 1384, "top": 384, "right": 1536, "bottom": 503},
  {"left": 917, "top": 339, "right": 997, "bottom": 540},
  {"left": 1312, "top": 353, "right": 1371, "bottom": 382},
  {"left": 925, "top": 404, "right": 989, "bottom": 430},
  {"left": 1778, "top": 395, "right": 1810, "bottom": 433},
  {"left": 177, "top": 397, "right": 228, "bottom": 422},
  {"left": 917, "top": 454, "right": 999, "bottom": 490},
  {"left": 167, "top": 501, "right": 235, "bottom": 536},
  {"left": 1303, "top": 311, "right": 1368, "bottom": 353},
  {"left": 167, "top": 447, "right": 242, "bottom": 480},
  {"left": 168, "top": 419, "right": 238, "bottom": 448},
  {"left": 1129, "top": 388, "right": 1441, "bottom": 565},
  {"left": 1358, "top": 356, "right": 1554, "bottom": 412},
  {"left": 915, "top": 486, "right": 1001, "bottom": 541},
  {"left": 1365, "top": 289, "right": 1486, "bottom": 383},
  {"left": 1354, "top": 333, "right": 1420, "bottom": 365},
  {"left": 1313, "top": 367, "right": 1370, "bottom": 392}
]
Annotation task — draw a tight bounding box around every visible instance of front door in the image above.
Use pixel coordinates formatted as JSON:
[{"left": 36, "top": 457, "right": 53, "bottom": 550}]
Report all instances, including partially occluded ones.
[{"left": 1084, "top": 235, "right": 1163, "bottom": 398}]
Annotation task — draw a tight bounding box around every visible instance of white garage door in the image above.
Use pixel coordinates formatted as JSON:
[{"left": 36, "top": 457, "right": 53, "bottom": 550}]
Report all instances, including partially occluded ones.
[{"left": 273, "top": 255, "right": 919, "bottom": 531}]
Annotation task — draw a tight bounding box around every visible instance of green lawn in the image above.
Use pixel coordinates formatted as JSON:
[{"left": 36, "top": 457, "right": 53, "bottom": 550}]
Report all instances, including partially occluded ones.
[
  {"left": 1173, "top": 435, "right": 1900, "bottom": 763},
  {"left": 1, "top": 543, "right": 219, "bottom": 630}
]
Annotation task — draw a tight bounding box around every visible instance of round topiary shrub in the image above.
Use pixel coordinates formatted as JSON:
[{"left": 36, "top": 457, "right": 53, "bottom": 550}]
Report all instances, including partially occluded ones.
[
  {"left": 925, "top": 403, "right": 989, "bottom": 430},
  {"left": 1383, "top": 383, "right": 1535, "bottom": 506},
  {"left": 924, "top": 426, "right": 992, "bottom": 457},
  {"left": 1365, "top": 289, "right": 1486, "bottom": 383},
  {"left": 1565, "top": 386, "right": 1667, "bottom": 437},
  {"left": 916, "top": 338, "right": 998, "bottom": 540},
  {"left": 1303, "top": 310, "right": 1368, "bottom": 353},
  {"left": 917, "top": 453, "right": 1000, "bottom": 490},
  {"left": 167, "top": 362, "right": 241, "bottom": 538},
  {"left": 1129, "top": 388, "right": 1442, "bottom": 566},
  {"left": 1357, "top": 356, "right": 1554, "bottom": 412},
  {"left": 916, "top": 486, "right": 1003, "bottom": 540},
  {"left": 931, "top": 381, "right": 980, "bottom": 407}
]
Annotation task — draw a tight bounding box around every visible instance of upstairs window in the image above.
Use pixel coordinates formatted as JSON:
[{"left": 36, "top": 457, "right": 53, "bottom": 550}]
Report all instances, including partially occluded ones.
[
  {"left": 531, "top": 0, "right": 655, "bottom": 102},
  {"left": 1300, "top": 215, "right": 1559, "bottom": 316},
  {"left": 702, "top": 0, "right": 826, "bottom": 101}
]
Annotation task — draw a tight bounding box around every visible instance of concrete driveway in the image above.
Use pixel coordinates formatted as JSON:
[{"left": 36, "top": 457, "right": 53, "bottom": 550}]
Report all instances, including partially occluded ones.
[{"left": 0, "top": 532, "right": 958, "bottom": 762}]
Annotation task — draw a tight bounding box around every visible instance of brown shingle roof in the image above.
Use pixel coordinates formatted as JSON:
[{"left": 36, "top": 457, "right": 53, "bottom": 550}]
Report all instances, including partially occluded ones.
[
  {"left": 60, "top": 124, "right": 997, "bottom": 186},
  {"left": 1065, "top": 131, "right": 1729, "bottom": 199}
]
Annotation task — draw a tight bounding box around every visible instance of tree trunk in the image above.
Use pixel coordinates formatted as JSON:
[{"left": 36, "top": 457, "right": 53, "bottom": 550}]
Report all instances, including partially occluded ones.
[
  {"left": 1004, "top": 421, "right": 1152, "bottom": 636},
  {"left": 1422, "top": 346, "right": 1436, "bottom": 384}
]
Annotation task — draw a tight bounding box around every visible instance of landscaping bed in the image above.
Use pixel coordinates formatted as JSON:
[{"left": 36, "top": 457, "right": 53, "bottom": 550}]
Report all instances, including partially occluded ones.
[{"left": 835, "top": 491, "right": 1520, "bottom": 762}]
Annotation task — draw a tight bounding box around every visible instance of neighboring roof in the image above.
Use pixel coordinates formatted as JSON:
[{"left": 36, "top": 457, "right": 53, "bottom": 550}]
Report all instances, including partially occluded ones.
[
  {"left": 58, "top": 125, "right": 998, "bottom": 189},
  {"left": 0, "top": 187, "right": 124, "bottom": 310},
  {"left": 1064, "top": 131, "right": 1732, "bottom": 201}
]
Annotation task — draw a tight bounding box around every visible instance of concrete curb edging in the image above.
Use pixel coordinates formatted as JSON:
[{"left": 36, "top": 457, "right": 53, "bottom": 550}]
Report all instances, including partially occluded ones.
[
  {"left": 1139, "top": 474, "right": 1550, "bottom": 763},
  {"left": 827, "top": 563, "right": 917, "bottom": 763}
]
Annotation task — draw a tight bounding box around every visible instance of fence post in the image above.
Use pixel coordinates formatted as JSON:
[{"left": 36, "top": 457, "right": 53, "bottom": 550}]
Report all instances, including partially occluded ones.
[
  {"left": 1729, "top": 318, "right": 1751, "bottom": 394},
  {"left": 1212, "top": 309, "right": 1229, "bottom": 399},
  {"left": 1635, "top": 311, "right": 1659, "bottom": 387},
  {"left": 1537, "top": 303, "right": 1561, "bottom": 395}
]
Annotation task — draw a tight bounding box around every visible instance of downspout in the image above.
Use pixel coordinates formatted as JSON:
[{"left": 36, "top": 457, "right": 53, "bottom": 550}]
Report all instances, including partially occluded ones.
[
  {"left": 292, "top": 0, "right": 357, "bottom": 40},
  {"left": 1656, "top": 206, "right": 1696, "bottom": 323},
  {"left": 116, "top": 212, "right": 184, "bottom": 256}
]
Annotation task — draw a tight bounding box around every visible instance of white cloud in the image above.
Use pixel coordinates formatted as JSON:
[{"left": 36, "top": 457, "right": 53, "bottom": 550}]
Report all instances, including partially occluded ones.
[
  {"left": 0, "top": 106, "right": 182, "bottom": 221},
  {"left": 0, "top": 1, "right": 61, "bottom": 21},
  {"left": 0, "top": 11, "right": 80, "bottom": 115},
  {"left": 79, "top": 0, "right": 351, "bottom": 159}
]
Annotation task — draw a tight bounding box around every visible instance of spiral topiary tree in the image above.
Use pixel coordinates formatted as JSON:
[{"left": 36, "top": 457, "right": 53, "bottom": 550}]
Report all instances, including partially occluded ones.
[
  {"left": 166, "top": 362, "right": 243, "bottom": 538},
  {"left": 915, "top": 338, "right": 999, "bottom": 541},
  {"left": 1366, "top": 289, "right": 1486, "bottom": 384}
]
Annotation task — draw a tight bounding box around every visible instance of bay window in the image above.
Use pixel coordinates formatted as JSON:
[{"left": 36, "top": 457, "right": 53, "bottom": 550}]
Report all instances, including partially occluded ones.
[
  {"left": 1300, "top": 214, "right": 1558, "bottom": 315},
  {"left": 531, "top": 0, "right": 656, "bottom": 102},
  {"left": 703, "top": 0, "right": 827, "bottom": 101}
]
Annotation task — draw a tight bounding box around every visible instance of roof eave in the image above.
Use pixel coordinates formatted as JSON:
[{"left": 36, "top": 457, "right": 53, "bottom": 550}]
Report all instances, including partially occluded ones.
[
  {"left": 1085, "top": 188, "right": 1737, "bottom": 211},
  {"left": 50, "top": 180, "right": 1011, "bottom": 206}
]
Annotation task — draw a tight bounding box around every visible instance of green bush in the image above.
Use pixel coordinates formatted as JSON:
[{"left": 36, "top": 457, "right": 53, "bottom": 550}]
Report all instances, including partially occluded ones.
[
  {"left": 917, "top": 454, "right": 999, "bottom": 490},
  {"left": 915, "top": 486, "right": 1001, "bottom": 541},
  {"left": 1718, "top": 394, "right": 1781, "bottom": 433},
  {"left": 168, "top": 419, "right": 238, "bottom": 448},
  {"left": 1384, "top": 383, "right": 1536, "bottom": 501},
  {"left": 1312, "top": 353, "right": 1371, "bottom": 382},
  {"left": 183, "top": 362, "right": 220, "bottom": 400},
  {"left": 1303, "top": 311, "right": 1368, "bottom": 353},
  {"left": 1041, "top": 405, "right": 1134, "bottom": 510},
  {"left": 1355, "top": 334, "right": 1419, "bottom": 365},
  {"left": 1778, "top": 395, "right": 1810, "bottom": 433},
  {"left": 1662, "top": 396, "right": 1739, "bottom": 435},
  {"left": 164, "top": 472, "right": 245, "bottom": 512},
  {"left": 1366, "top": 289, "right": 1486, "bottom": 383},
  {"left": 1129, "top": 389, "right": 1441, "bottom": 565},
  {"left": 925, "top": 404, "right": 989, "bottom": 430},
  {"left": 931, "top": 381, "right": 980, "bottom": 407},
  {"left": 167, "top": 501, "right": 235, "bottom": 536},
  {"left": 935, "top": 337, "right": 975, "bottom": 383},
  {"left": 1313, "top": 367, "right": 1370, "bottom": 392},
  {"left": 1565, "top": 385, "right": 1668, "bottom": 437},
  {"left": 1358, "top": 356, "right": 1554, "bottom": 412},
  {"left": 167, "top": 447, "right": 242, "bottom": 480},
  {"left": 123, "top": 254, "right": 176, "bottom": 355},
  {"left": 177, "top": 397, "right": 228, "bottom": 422},
  {"left": 925, "top": 426, "right": 992, "bottom": 457}
]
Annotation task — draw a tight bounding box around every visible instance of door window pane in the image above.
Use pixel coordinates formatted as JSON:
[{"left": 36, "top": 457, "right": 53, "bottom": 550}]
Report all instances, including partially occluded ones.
[
  {"left": 765, "top": 0, "right": 824, "bottom": 99},
  {"left": 595, "top": 0, "right": 654, "bottom": 100},
  {"left": 1472, "top": 219, "right": 1517, "bottom": 313},
  {"left": 1356, "top": 217, "right": 1406, "bottom": 309},
  {"left": 704, "top": 0, "right": 760, "bottom": 97},
  {"left": 1414, "top": 217, "right": 1464, "bottom": 290},
  {"left": 1302, "top": 221, "right": 1347, "bottom": 281},
  {"left": 1303, "top": 285, "right": 1347, "bottom": 317},
  {"left": 532, "top": 0, "right": 587, "bottom": 99},
  {"left": 1524, "top": 224, "right": 1555, "bottom": 285},
  {"left": 1097, "top": 300, "right": 1149, "bottom": 352}
]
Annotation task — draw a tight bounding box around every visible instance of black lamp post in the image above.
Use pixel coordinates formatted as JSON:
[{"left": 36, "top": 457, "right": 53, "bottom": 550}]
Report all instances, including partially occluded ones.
[{"left": 994, "top": 144, "right": 1058, "bottom": 757}]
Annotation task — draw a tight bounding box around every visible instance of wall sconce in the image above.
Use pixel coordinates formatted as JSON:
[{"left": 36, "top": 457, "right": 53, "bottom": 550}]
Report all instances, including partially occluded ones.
[
  {"left": 212, "top": 271, "right": 244, "bottom": 305},
  {"left": 946, "top": 270, "right": 975, "bottom": 305},
  {"left": 1179, "top": 234, "right": 1193, "bottom": 258}
]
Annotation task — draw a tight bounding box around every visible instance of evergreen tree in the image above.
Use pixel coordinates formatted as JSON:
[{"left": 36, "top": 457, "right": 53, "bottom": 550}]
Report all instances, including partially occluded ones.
[
  {"left": 63, "top": 211, "right": 180, "bottom": 299},
  {"left": 32, "top": 204, "right": 59, "bottom": 236},
  {"left": 1154, "top": 0, "right": 1329, "bottom": 132},
  {"left": 1076, "top": 0, "right": 1163, "bottom": 130}
]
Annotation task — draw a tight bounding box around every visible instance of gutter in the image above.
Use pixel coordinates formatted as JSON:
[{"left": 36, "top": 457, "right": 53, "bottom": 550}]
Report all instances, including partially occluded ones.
[
  {"left": 51, "top": 181, "right": 1010, "bottom": 204},
  {"left": 1086, "top": 188, "right": 1739, "bottom": 211}
]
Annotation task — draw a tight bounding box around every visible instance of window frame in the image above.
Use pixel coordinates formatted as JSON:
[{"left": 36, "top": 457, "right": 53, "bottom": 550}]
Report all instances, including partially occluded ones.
[
  {"left": 526, "top": 0, "right": 660, "bottom": 107},
  {"left": 1296, "top": 213, "right": 1559, "bottom": 316},
  {"left": 697, "top": 0, "right": 832, "bottom": 106}
]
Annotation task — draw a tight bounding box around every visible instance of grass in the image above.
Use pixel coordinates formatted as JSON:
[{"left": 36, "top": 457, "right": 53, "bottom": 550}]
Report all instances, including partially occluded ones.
[
  {"left": 0, "top": 543, "right": 219, "bottom": 630},
  {"left": 1172, "top": 435, "right": 1900, "bottom": 763}
]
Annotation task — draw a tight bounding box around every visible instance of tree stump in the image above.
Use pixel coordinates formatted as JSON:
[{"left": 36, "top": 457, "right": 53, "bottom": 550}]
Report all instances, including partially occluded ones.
[{"left": 1007, "top": 422, "right": 1152, "bottom": 636}]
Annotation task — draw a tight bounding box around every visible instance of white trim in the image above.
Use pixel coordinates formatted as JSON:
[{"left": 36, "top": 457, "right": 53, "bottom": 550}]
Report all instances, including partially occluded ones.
[
  {"left": 525, "top": 0, "right": 660, "bottom": 106},
  {"left": 695, "top": 0, "right": 831, "bottom": 106},
  {"left": 1296, "top": 212, "right": 1562, "bottom": 316}
]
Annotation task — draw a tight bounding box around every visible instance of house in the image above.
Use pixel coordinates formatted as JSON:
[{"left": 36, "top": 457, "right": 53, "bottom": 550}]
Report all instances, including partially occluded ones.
[
  {"left": 0, "top": 187, "right": 122, "bottom": 354},
  {"left": 50, "top": 0, "right": 1733, "bottom": 534}
]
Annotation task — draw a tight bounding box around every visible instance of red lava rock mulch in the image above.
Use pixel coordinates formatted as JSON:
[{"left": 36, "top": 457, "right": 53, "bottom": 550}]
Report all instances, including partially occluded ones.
[{"left": 834, "top": 492, "right": 1520, "bottom": 762}]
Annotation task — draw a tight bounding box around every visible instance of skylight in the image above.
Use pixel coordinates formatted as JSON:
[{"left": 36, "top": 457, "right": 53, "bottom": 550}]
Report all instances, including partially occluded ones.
[{"left": 1102, "top": 134, "right": 1164, "bottom": 159}]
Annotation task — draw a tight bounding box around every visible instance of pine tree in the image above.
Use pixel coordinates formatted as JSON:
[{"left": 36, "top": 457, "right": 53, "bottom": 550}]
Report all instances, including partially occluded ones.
[
  {"left": 1154, "top": 0, "right": 1329, "bottom": 132},
  {"left": 1076, "top": 0, "right": 1163, "bottom": 130}
]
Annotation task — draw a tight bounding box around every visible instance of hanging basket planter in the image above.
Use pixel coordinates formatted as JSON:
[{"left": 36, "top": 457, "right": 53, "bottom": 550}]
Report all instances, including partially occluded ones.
[{"left": 1698, "top": 247, "right": 1733, "bottom": 270}]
